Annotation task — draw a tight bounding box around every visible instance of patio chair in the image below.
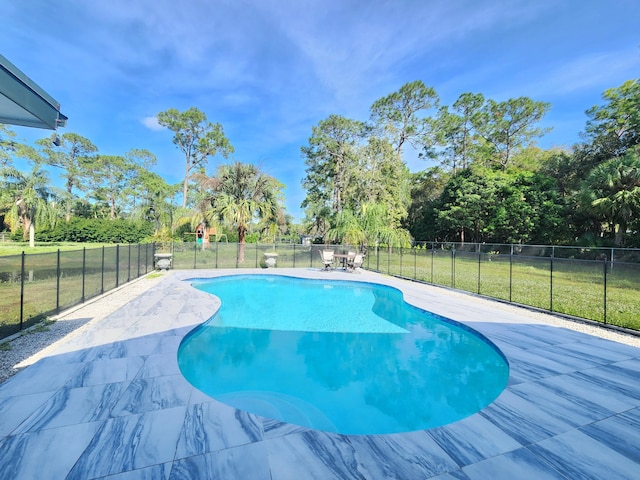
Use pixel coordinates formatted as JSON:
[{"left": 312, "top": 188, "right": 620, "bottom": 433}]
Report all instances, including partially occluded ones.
[
  {"left": 346, "top": 253, "right": 364, "bottom": 272},
  {"left": 320, "top": 250, "right": 335, "bottom": 271}
]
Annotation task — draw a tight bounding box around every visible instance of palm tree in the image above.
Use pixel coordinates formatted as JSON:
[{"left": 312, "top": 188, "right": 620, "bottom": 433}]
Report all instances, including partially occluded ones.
[
  {"left": 1, "top": 164, "right": 57, "bottom": 246},
  {"left": 581, "top": 151, "right": 640, "bottom": 246},
  {"left": 202, "top": 162, "right": 282, "bottom": 263}
]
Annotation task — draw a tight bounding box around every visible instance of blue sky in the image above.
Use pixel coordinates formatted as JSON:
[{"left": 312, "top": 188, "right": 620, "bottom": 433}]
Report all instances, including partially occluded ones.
[{"left": 1, "top": 0, "right": 639, "bottom": 220}]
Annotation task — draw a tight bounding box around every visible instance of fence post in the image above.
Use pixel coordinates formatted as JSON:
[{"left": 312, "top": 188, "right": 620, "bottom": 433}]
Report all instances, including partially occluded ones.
[
  {"left": 450, "top": 245, "right": 455, "bottom": 288},
  {"left": 101, "top": 246, "right": 105, "bottom": 294},
  {"left": 477, "top": 244, "right": 481, "bottom": 295},
  {"left": 431, "top": 243, "right": 434, "bottom": 284},
  {"left": 137, "top": 244, "right": 141, "bottom": 278},
  {"left": 550, "top": 246, "right": 554, "bottom": 312},
  {"left": 414, "top": 246, "right": 417, "bottom": 280},
  {"left": 56, "top": 249, "right": 61, "bottom": 313},
  {"left": 603, "top": 256, "right": 608, "bottom": 324},
  {"left": 194, "top": 240, "right": 197, "bottom": 269},
  {"left": 116, "top": 245, "right": 120, "bottom": 288},
  {"left": 81, "top": 247, "right": 86, "bottom": 303},
  {"left": 127, "top": 244, "right": 131, "bottom": 282},
  {"left": 293, "top": 243, "right": 296, "bottom": 268},
  {"left": 255, "top": 243, "right": 259, "bottom": 268},
  {"left": 19, "top": 251, "right": 25, "bottom": 330},
  {"left": 509, "top": 244, "right": 513, "bottom": 303}
]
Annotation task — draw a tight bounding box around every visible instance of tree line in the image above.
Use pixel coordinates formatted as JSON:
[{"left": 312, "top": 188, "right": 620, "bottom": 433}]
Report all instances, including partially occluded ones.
[
  {"left": 0, "top": 107, "right": 289, "bottom": 254},
  {"left": 1, "top": 78, "right": 639, "bottom": 254},
  {"left": 300, "top": 79, "right": 640, "bottom": 248}
]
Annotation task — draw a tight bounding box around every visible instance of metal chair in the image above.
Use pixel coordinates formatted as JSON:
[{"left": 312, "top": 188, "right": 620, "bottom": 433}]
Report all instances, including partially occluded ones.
[
  {"left": 346, "top": 253, "right": 364, "bottom": 271},
  {"left": 320, "top": 250, "right": 335, "bottom": 271}
]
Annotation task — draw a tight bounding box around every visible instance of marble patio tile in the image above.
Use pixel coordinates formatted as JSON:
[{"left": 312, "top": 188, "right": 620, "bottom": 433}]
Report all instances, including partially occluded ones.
[
  {"left": 266, "top": 429, "right": 458, "bottom": 480},
  {"left": 0, "top": 421, "right": 101, "bottom": 480},
  {"left": 427, "top": 413, "right": 522, "bottom": 467},
  {"left": 544, "top": 371, "right": 640, "bottom": 415},
  {"left": 175, "top": 400, "right": 263, "bottom": 458},
  {"left": 187, "top": 385, "right": 216, "bottom": 405},
  {"left": 479, "top": 389, "right": 576, "bottom": 446},
  {"left": 14, "top": 381, "right": 131, "bottom": 433},
  {"left": 0, "top": 392, "right": 53, "bottom": 436},
  {"left": 506, "top": 354, "right": 567, "bottom": 384},
  {"left": 580, "top": 409, "right": 640, "bottom": 462},
  {"left": 0, "top": 360, "right": 82, "bottom": 398},
  {"left": 110, "top": 375, "right": 192, "bottom": 417},
  {"left": 135, "top": 353, "right": 182, "bottom": 379},
  {"left": 52, "top": 327, "right": 128, "bottom": 354},
  {"left": 65, "top": 356, "right": 145, "bottom": 388},
  {"left": 264, "top": 430, "right": 364, "bottom": 480},
  {"left": 96, "top": 462, "right": 172, "bottom": 480},
  {"left": 429, "top": 471, "right": 472, "bottom": 480},
  {"left": 460, "top": 447, "right": 565, "bottom": 479},
  {"left": 86, "top": 334, "right": 163, "bottom": 361},
  {"left": 169, "top": 441, "right": 271, "bottom": 480},
  {"left": 560, "top": 340, "right": 639, "bottom": 364},
  {"left": 499, "top": 324, "right": 575, "bottom": 346},
  {"left": 347, "top": 430, "right": 460, "bottom": 479},
  {"left": 480, "top": 330, "right": 558, "bottom": 350},
  {"left": 527, "top": 428, "right": 640, "bottom": 480},
  {"left": 506, "top": 345, "right": 589, "bottom": 376},
  {"left": 620, "top": 405, "right": 640, "bottom": 422},
  {"left": 508, "top": 381, "right": 613, "bottom": 426},
  {"left": 124, "top": 315, "right": 176, "bottom": 338},
  {"left": 262, "top": 417, "right": 310, "bottom": 440},
  {"left": 573, "top": 363, "right": 640, "bottom": 402},
  {"left": 67, "top": 406, "right": 187, "bottom": 479},
  {"left": 531, "top": 343, "right": 609, "bottom": 370},
  {"left": 151, "top": 334, "right": 184, "bottom": 354}
]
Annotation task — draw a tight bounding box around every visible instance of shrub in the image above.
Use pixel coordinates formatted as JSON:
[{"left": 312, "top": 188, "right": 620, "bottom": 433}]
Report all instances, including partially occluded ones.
[{"left": 37, "top": 218, "right": 154, "bottom": 243}]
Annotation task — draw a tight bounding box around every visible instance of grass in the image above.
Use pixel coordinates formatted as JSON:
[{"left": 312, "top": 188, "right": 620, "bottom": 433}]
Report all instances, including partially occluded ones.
[
  {"left": 0, "top": 241, "right": 115, "bottom": 257},
  {"left": 0, "top": 243, "right": 155, "bottom": 339}
]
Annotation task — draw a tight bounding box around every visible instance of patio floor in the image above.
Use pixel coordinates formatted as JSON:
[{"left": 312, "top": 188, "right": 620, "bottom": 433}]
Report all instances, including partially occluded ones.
[{"left": 1, "top": 268, "right": 639, "bottom": 479}]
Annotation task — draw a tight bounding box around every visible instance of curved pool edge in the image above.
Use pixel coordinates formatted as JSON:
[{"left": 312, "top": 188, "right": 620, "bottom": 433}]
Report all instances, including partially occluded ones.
[{"left": 176, "top": 269, "right": 510, "bottom": 435}]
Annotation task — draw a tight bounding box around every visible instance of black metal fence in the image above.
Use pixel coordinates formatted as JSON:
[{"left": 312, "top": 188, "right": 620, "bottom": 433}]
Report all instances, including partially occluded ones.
[
  {"left": 3, "top": 241, "right": 638, "bottom": 341},
  {"left": 166, "top": 241, "right": 640, "bottom": 331},
  {"left": 0, "top": 243, "right": 155, "bottom": 340}
]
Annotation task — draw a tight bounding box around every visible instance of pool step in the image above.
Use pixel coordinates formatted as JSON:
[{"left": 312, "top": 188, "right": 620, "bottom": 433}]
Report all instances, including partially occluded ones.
[{"left": 216, "top": 390, "right": 339, "bottom": 433}]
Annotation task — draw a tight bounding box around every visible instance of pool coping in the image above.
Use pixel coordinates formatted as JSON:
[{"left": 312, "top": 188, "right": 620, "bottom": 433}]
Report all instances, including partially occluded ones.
[{"left": 1, "top": 268, "right": 639, "bottom": 479}]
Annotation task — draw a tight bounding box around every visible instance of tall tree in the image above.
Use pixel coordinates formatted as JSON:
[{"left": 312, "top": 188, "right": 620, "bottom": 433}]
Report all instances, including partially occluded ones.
[
  {"left": 0, "top": 125, "right": 17, "bottom": 168},
  {"left": 36, "top": 133, "right": 98, "bottom": 222},
  {"left": 370, "top": 80, "right": 439, "bottom": 158},
  {"left": 86, "top": 155, "right": 139, "bottom": 220},
  {"left": 1, "top": 164, "right": 55, "bottom": 246},
  {"left": 582, "top": 78, "right": 640, "bottom": 161},
  {"left": 352, "top": 136, "right": 411, "bottom": 228},
  {"left": 301, "top": 115, "right": 368, "bottom": 215},
  {"left": 436, "top": 92, "right": 485, "bottom": 173},
  {"left": 157, "top": 107, "right": 234, "bottom": 208},
  {"left": 579, "top": 151, "right": 640, "bottom": 246},
  {"left": 474, "top": 97, "right": 551, "bottom": 170},
  {"left": 203, "top": 162, "right": 283, "bottom": 263}
]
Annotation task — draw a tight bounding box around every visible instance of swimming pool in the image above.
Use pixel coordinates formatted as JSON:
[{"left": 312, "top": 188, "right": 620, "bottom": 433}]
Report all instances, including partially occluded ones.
[{"left": 178, "top": 274, "right": 509, "bottom": 435}]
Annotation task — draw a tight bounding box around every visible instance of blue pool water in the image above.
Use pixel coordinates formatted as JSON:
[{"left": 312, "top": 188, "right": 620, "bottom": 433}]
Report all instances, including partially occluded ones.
[{"left": 178, "top": 275, "right": 509, "bottom": 435}]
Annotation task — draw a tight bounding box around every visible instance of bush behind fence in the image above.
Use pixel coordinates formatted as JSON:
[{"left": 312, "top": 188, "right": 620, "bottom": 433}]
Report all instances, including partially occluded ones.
[{"left": 0, "top": 244, "right": 155, "bottom": 340}]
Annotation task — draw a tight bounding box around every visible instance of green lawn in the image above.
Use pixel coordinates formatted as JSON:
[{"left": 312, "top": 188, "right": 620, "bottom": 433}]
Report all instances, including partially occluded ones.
[{"left": 0, "top": 242, "right": 117, "bottom": 257}]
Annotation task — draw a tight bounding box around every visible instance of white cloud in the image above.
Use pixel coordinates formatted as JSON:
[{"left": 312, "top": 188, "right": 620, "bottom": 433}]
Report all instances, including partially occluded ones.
[{"left": 141, "top": 116, "right": 164, "bottom": 131}]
